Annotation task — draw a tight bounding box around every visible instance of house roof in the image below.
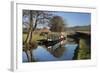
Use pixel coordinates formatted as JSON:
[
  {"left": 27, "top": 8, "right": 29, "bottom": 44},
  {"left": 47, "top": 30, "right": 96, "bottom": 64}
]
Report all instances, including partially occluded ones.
[{"left": 40, "top": 28, "right": 51, "bottom": 33}]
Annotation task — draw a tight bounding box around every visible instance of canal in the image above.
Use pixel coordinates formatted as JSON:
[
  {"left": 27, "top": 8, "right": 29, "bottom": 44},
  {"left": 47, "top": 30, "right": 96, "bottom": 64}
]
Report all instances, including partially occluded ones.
[{"left": 23, "top": 43, "right": 78, "bottom": 62}]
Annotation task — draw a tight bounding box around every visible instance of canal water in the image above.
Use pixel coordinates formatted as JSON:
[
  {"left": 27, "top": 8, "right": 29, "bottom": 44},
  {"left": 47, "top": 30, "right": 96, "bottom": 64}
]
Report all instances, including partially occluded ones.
[{"left": 23, "top": 44, "right": 78, "bottom": 62}]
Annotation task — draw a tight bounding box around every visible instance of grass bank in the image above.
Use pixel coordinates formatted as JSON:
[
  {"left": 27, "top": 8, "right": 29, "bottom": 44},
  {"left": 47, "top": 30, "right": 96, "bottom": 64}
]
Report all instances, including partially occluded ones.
[{"left": 73, "top": 38, "right": 91, "bottom": 60}]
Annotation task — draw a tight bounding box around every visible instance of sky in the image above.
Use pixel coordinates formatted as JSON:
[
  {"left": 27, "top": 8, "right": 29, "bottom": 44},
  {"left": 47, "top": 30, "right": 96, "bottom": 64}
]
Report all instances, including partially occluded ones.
[
  {"left": 23, "top": 10, "right": 91, "bottom": 28},
  {"left": 53, "top": 11, "right": 91, "bottom": 27}
]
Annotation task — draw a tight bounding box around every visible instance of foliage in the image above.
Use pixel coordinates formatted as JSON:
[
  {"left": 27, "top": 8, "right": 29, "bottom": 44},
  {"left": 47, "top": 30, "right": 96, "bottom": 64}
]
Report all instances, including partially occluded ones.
[{"left": 49, "top": 16, "right": 66, "bottom": 32}]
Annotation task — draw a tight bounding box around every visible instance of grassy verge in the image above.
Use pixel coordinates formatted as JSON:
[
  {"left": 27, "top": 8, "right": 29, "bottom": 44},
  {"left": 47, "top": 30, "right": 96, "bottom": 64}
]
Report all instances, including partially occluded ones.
[
  {"left": 23, "top": 33, "right": 45, "bottom": 43},
  {"left": 73, "top": 38, "right": 91, "bottom": 60},
  {"left": 77, "top": 38, "right": 91, "bottom": 59}
]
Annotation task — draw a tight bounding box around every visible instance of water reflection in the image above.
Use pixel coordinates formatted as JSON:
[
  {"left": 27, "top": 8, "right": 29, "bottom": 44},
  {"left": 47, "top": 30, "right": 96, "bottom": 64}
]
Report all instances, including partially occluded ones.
[
  {"left": 51, "top": 46, "right": 65, "bottom": 58},
  {"left": 23, "top": 44, "right": 78, "bottom": 62}
]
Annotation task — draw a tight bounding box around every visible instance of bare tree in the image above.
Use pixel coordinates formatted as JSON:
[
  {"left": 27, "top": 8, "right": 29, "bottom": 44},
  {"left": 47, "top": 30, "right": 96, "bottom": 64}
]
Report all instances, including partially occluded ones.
[{"left": 23, "top": 10, "right": 52, "bottom": 62}]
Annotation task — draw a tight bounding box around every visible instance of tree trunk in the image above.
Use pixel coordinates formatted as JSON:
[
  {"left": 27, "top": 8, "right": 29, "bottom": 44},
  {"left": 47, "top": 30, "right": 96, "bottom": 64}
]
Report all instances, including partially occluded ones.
[
  {"left": 24, "top": 11, "right": 37, "bottom": 44},
  {"left": 24, "top": 10, "right": 33, "bottom": 44}
]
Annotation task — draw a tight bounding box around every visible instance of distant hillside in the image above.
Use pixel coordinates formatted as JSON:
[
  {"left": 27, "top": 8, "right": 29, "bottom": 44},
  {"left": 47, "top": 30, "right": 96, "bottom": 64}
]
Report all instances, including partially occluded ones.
[{"left": 66, "top": 25, "right": 91, "bottom": 31}]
